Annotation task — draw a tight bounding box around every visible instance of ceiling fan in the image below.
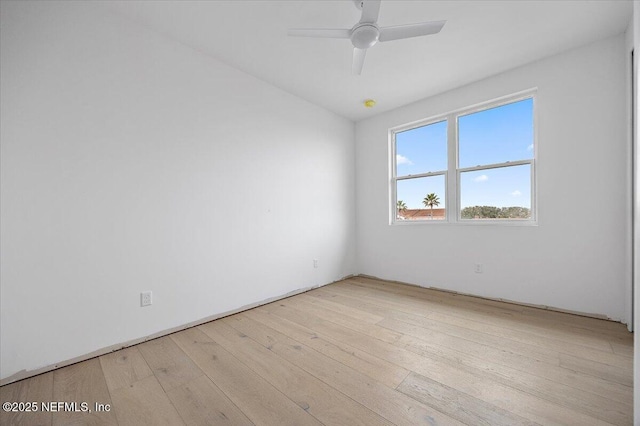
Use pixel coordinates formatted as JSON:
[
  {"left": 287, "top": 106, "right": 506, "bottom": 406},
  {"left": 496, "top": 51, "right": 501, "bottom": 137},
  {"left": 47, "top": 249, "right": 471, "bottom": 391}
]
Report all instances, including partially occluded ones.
[{"left": 288, "top": 0, "right": 446, "bottom": 75}]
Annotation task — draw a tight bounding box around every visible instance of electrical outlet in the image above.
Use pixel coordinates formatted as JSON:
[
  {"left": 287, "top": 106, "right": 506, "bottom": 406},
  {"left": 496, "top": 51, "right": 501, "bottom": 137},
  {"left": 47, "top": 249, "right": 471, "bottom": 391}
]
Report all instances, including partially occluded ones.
[
  {"left": 140, "top": 291, "right": 152, "bottom": 307},
  {"left": 474, "top": 263, "right": 483, "bottom": 273},
  {"left": 313, "top": 259, "right": 318, "bottom": 268}
]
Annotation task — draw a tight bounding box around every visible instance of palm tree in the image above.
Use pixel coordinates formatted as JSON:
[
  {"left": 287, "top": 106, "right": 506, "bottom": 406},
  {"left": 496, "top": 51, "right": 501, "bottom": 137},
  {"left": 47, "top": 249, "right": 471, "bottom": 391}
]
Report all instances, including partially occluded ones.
[
  {"left": 422, "top": 193, "right": 440, "bottom": 219},
  {"left": 396, "top": 200, "right": 407, "bottom": 217}
]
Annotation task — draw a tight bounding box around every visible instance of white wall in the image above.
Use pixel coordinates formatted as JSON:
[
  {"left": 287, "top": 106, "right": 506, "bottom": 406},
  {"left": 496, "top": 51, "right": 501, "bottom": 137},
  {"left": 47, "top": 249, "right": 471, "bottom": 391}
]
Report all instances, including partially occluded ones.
[
  {"left": 0, "top": 1, "right": 356, "bottom": 383},
  {"left": 356, "top": 34, "right": 630, "bottom": 323}
]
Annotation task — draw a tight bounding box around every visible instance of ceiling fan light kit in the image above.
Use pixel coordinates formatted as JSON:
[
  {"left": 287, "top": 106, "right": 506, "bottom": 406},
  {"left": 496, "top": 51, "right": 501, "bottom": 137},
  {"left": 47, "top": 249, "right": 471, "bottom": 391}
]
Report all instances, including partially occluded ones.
[
  {"left": 351, "top": 24, "right": 379, "bottom": 49},
  {"left": 288, "top": 0, "right": 446, "bottom": 75}
]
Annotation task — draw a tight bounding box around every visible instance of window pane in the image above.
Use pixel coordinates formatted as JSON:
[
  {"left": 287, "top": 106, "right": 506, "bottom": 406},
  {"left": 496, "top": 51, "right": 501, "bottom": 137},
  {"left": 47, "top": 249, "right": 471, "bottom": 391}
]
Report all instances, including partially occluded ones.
[
  {"left": 458, "top": 98, "right": 533, "bottom": 168},
  {"left": 460, "top": 165, "right": 531, "bottom": 219},
  {"left": 396, "top": 175, "right": 446, "bottom": 221},
  {"left": 396, "top": 120, "right": 447, "bottom": 176}
]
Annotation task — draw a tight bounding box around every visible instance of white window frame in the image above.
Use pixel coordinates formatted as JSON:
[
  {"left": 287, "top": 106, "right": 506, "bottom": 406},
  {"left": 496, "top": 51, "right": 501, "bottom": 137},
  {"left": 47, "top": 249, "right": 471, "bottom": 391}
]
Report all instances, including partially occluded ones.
[{"left": 390, "top": 89, "right": 537, "bottom": 225}]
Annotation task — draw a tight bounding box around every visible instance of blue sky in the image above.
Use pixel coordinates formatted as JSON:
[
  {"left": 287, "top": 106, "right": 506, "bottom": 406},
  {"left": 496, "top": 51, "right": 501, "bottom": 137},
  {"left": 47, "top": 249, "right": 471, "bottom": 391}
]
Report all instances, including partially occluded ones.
[{"left": 396, "top": 98, "right": 533, "bottom": 210}]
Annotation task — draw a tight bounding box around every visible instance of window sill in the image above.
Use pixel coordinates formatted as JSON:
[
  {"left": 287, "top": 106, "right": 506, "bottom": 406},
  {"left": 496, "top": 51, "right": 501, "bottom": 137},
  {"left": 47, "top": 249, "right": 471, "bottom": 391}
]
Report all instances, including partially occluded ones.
[{"left": 391, "top": 219, "right": 538, "bottom": 226}]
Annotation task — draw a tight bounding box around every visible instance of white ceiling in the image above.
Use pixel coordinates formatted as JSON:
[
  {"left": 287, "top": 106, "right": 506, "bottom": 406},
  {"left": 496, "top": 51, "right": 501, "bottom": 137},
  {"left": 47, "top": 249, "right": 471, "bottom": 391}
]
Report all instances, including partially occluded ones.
[{"left": 106, "top": 0, "right": 632, "bottom": 121}]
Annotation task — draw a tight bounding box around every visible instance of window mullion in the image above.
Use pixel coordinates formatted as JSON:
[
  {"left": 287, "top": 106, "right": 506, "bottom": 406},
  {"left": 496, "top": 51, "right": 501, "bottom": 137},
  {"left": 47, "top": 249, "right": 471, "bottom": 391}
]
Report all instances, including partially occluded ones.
[{"left": 447, "top": 113, "right": 457, "bottom": 222}]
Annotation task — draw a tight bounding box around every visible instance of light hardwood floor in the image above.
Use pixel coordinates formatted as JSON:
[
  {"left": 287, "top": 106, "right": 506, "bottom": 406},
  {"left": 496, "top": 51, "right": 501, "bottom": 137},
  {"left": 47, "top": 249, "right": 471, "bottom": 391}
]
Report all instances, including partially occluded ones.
[{"left": 1, "top": 277, "right": 633, "bottom": 425}]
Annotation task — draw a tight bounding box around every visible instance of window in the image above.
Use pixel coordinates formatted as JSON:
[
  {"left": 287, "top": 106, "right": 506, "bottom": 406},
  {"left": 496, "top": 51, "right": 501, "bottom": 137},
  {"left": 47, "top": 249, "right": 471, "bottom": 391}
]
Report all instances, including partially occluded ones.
[
  {"left": 391, "top": 91, "right": 535, "bottom": 224},
  {"left": 395, "top": 120, "right": 447, "bottom": 221}
]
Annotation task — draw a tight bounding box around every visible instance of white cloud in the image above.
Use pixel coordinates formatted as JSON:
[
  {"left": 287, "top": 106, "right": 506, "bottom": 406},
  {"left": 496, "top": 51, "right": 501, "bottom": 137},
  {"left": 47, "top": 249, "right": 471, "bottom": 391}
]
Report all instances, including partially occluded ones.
[
  {"left": 510, "top": 190, "right": 522, "bottom": 197},
  {"left": 396, "top": 154, "right": 413, "bottom": 165},
  {"left": 474, "top": 174, "right": 489, "bottom": 182},
  {"left": 527, "top": 144, "right": 534, "bottom": 151}
]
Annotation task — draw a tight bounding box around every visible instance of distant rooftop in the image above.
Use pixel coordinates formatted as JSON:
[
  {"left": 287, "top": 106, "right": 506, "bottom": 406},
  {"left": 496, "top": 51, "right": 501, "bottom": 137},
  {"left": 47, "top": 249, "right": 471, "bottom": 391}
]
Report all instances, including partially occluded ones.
[{"left": 398, "top": 208, "right": 446, "bottom": 220}]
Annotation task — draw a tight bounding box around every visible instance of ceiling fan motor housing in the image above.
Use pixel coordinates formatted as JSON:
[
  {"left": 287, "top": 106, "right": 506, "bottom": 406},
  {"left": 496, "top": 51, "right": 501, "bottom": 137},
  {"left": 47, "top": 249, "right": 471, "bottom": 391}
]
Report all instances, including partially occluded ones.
[{"left": 351, "top": 24, "right": 379, "bottom": 49}]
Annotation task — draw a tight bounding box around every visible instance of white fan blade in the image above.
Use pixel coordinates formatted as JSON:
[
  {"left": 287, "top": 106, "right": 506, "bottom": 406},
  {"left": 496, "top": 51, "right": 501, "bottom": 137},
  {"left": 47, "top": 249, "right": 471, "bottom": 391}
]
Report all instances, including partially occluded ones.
[
  {"left": 379, "top": 21, "right": 446, "bottom": 42},
  {"left": 288, "top": 28, "right": 351, "bottom": 39},
  {"left": 352, "top": 48, "right": 367, "bottom": 75},
  {"left": 359, "top": 0, "right": 381, "bottom": 23}
]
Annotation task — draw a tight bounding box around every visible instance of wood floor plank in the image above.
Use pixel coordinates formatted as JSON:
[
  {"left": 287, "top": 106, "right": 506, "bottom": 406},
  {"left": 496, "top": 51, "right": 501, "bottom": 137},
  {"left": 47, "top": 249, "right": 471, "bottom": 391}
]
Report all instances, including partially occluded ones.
[
  {"left": 424, "top": 309, "right": 615, "bottom": 353},
  {"left": 389, "top": 321, "right": 632, "bottom": 425},
  {"left": 610, "top": 340, "right": 634, "bottom": 357},
  {"left": 397, "top": 331, "right": 632, "bottom": 408},
  {"left": 397, "top": 372, "right": 537, "bottom": 426},
  {"left": 559, "top": 353, "right": 633, "bottom": 387},
  {"left": 138, "top": 336, "right": 204, "bottom": 392},
  {"left": 346, "top": 277, "right": 525, "bottom": 318},
  {"left": 229, "top": 311, "right": 466, "bottom": 426},
  {"left": 385, "top": 290, "right": 628, "bottom": 357},
  {"left": 171, "top": 327, "right": 323, "bottom": 426},
  {"left": 317, "top": 285, "right": 557, "bottom": 360},
  {"left": 295, "top": 293, "right": 385, "bottom": 324},
  {"left": 345, "top": 277, "right": 618, "bottom": 337},
  {"left": 311, "top": 287, "right": 398, "bottom": 317},
  {"left": 345, "top": 278, "right": 611, "bottom": 346},
  {"left": 0, "top": 372, "right": 54, "bottom": 426},
  {"left": 109, "top": 375, "right": 185, "bottom": 426},
  {"left": 518, "top": 306, "right": 633, "bottom": 338},
  {"left": 316, "top": 288, "right": 560, "bottom": 375},
  {"left": 246, "top": 306, "right": 410, "bottom": 388},
  {"left": 52, "top": 358, "right": 117, "bottom": 426},
  {"left": 165, "top": 375, "right": 254, "bottom": 426},
  {"left": 262, "top": 299, "right": 612, "bottom": 425},
  {"left": 360, "top": 275, "right": 632, "bottom": 338},
  {"left": 257, "top": 301, "right": 423, "bottom": 363},
  {"left": 99, "top": 347, "right": 153, "bottom": 392},
  {"left": 199, "top": 318, "right": 393, "bottom": 426},
  {"left": 382, "top": 310, "right": 631, "bottom": 369},
  {"left": 332, "top": 281, "right": 520, "bottom": 331},
  {"left": 284, "top": 297, "right": 402, "bottom": 344},
  {"left": 348, "top": 277, "right": 632, "bottom": 340},
  {"left": 379, "top": 313, "right": 633, "bottom": 402},
  {"left": 334, "top": 281, "right": 630, "bottom": 368}
]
